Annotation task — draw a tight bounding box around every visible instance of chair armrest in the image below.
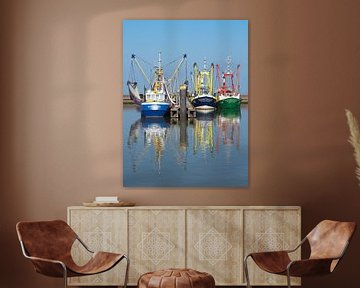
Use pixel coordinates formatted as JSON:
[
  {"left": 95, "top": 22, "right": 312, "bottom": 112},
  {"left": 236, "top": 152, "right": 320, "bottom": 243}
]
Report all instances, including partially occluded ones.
[
  {"left": 76, "top": 236, "right": 94, "bottom": 253},
  {"left": 246, "top": 251, "right": 292, "bottom": 274},
  {"left": 25, "top": 255, "right": 67, "bottom": 278},
  {"left": 287, "top": 258, "right": 336, "bottom": 277},
  {"left": 247, "top": 250, "right": 290, "bottom": 258},
  {"left": 285, "top": 237, "right": 307, "bottom": 253},
  {"left": 19, "top": 240, "right": 67, "bottom": 277},
  {"left": 26, "top": 255, "right": 64, "bottom": 265},
  {"left": 245, "top": 237, "right": 306, "bottom": 258}
]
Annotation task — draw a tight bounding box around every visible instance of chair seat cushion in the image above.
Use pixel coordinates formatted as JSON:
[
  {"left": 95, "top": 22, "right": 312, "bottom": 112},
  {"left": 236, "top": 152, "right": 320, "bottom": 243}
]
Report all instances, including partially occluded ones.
[
  {"left": 138, "top": 268, "right": 215, "bottom": 288},
  {"left": 250, "top": 251, "right": 291, "bottom": 274},
  {"left": 66, "top": 252, "right": 124, "bottom": 276}
]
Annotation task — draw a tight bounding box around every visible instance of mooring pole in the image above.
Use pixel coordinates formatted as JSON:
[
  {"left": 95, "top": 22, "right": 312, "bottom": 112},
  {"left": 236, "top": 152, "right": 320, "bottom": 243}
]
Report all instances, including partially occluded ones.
[
  {"left": 180, "top": 84, "right": 187, "bottom": 119},
  {"left": 180, "top": 117, "right": 188, "bottom": 149}
]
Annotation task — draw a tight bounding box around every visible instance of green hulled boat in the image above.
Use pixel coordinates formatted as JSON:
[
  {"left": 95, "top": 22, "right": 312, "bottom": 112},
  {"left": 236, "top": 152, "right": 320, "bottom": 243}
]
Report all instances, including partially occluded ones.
[
  {"left": 217, "top": 96, "right": 241, "bottom": 109},
  {"left": 215, "top": 57, "right": 241, "bottom": 110}
]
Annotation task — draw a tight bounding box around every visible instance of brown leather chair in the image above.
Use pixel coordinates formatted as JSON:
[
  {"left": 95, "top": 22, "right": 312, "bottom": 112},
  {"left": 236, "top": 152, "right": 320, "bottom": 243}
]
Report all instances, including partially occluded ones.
[
  {"left": 16, "top": 220, "right": 129, "bottom": 288},
  {"left": 244, "top": 220, "right": 356, "bottom": 288}
]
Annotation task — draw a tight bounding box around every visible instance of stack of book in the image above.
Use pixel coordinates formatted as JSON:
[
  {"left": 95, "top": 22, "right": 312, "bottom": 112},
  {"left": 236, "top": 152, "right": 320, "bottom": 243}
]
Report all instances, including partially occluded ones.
[
  {"left": 93, "top": 196, "right": 119, "bottom": 204},
  {"left": 82, "top": 196, "right": 135, "bottom": 207}
]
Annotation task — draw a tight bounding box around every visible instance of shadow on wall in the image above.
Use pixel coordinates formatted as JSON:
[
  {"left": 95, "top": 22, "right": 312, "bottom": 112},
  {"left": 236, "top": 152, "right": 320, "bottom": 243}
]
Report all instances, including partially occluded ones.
[{"left": 0, "top": 1, "right": 188, "bottom": 288}]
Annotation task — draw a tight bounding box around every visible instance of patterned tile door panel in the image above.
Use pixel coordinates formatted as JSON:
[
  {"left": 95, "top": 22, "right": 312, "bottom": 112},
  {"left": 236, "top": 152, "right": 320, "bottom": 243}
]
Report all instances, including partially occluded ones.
[
  {"left": 128, "top": 209, "right": 186, "bottom": 284},
  {"left": 187, "top": 209, "right": 243, "bottom": 285},
  {"left": 244, "top": 209, "right": 301, "bottom": 286},
  {"left": 68, "top": 209, "right": 127, "bottom": 286},
  {"left": 68, "top": 206, "right": 300, "bottom": 286}
]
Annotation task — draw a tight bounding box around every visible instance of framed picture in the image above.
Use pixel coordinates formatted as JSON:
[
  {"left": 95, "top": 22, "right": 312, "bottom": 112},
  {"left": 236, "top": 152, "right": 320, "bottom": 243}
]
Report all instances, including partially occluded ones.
[{"left": 123, "top": 20, "right": 248, "bottom": 187}]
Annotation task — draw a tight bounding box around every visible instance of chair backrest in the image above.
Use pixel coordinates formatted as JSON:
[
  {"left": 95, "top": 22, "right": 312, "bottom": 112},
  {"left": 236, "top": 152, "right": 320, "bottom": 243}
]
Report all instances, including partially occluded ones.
[
  {"left": 16, "top": 220, "right": 77, "bottom": 261},
  {"left": 307, "top": 220, "right": 356, "bottom": 261}
]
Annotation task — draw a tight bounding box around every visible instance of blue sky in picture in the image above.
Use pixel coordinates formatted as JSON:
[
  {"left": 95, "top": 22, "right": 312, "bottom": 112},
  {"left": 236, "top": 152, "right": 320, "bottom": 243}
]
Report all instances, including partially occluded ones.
[{"left": 122, "top": 20, "right": 248, "bottom": 95}]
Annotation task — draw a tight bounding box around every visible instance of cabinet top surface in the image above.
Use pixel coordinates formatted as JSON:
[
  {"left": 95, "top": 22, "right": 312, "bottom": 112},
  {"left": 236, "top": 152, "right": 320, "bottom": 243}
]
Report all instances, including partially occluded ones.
[{"left": 68, "top": 205, "right": 301, "bottom": 210}]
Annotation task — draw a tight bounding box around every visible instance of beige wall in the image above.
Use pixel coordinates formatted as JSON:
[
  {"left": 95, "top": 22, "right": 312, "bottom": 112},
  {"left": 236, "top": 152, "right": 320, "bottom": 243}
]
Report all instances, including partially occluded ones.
[{"left": 1, "top": 0, "right": 360, "bottom": 287}]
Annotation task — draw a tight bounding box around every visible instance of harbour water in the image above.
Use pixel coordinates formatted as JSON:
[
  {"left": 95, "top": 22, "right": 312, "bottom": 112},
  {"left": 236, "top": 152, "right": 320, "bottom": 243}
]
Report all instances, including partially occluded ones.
[{"left": 123, "top": 105, "right": 248, "bottom": 187}]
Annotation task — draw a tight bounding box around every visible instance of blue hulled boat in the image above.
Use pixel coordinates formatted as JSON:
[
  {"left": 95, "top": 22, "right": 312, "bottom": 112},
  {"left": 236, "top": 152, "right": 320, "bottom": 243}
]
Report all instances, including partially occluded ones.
[
  {"left": 141, "top": 102, "right": 170, "bottom": 117},
  {"left": 127, "top": 52, "right": 187, "bottom": 117},
  {"left": 190, "top": 60, "right": 216, "bottom": 111},
  {"left": 191, "top": 95, "right": 217, "bottom": 110},
  {"left": 140, "top": 53, "right": 170, "bottom": 117}
]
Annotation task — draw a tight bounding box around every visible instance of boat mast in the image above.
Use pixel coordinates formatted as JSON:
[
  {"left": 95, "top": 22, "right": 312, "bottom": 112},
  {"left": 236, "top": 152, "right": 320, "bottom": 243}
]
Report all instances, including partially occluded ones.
[
  {"left": 236, "top": 64, "right": 240, "bottom": 94},
  {"left": 167, "top": 54, "right": 187, "bottom": 86},
  {"left": 156, "top": 51, "right": 161, "bottom": 81},
  {"left": 193, "top": 62, "right": 199, "bottom": 95},
  {"left": 167, "top": 54, "right": 187, "bottom": 104},
  {"left": 209, "top": 63, "right": 214, "bottom": 95},
  {"left": 227, "top": 56, "right": 235, "bottom": 92},
  {"left": 202, "top": 58, "right": 207, "bottom": 94},
  {"left": 200, "top": 58, "right": 214, "bottom": 95},
  {"left": 225, "top": 56, "right": 235, "bottom": 92},
  {"left": 215, "top": 64, "right": 222, "bottom": 92},
  {"left": 226, "top": 56, "right": 232, "bottom": 73},
  {"left": 131, "top": 54, "right": 151, "bottom": 86},
  {"left": 158, "top": 51, "right": 162, "bottom": 70},
  {"left": 156, "top": 51, "right": 164, "bottom": 85}
]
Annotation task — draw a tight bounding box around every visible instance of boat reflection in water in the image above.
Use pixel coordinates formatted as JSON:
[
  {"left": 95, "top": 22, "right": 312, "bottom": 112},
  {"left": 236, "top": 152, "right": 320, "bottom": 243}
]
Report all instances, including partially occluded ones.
[
  {"left": 124, "top": 106, "right": 247, "bottom": 187},
  {"left": 143, "top": 118, "right": 170, "bottom": 173},
  {"left": 193, "top": 112, "right": 215, "bottom": 155},
  {"left": 216, "top": 109, "right": 241, "bottom": 152},
  {"left": 127, "top": 117, "right": 170, "bottom": 174}
]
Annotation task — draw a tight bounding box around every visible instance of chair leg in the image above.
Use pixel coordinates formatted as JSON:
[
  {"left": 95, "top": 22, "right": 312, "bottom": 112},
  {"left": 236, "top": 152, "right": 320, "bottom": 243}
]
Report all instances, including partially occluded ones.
[
  {"left": 244, "top": 255, "right": 252, "bottom": 288},
  {"left": 62, "top": 264, "right": 68, "bottom": 288},
  {"left": 123, "top": 255, "right": 130, "bottom": 288},
  {"left": 286, "top": 269, "right": 292, "bottom": 288}
]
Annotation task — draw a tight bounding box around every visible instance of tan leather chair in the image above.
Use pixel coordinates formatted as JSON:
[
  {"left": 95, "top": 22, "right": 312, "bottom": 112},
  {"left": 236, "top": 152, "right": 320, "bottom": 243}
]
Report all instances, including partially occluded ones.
[
  {"left": 16, "top": 220, "right": 129, "bottom": 288},
  {"left": 244, "top": 220, "right": 356, "bottom": 288}
]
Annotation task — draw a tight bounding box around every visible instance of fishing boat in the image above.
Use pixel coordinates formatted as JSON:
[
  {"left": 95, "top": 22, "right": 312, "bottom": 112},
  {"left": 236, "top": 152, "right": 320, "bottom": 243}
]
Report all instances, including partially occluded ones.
[
  {"left": 129, "top": 53, "right": 170, "bottom": 117},
  {"left": 216, "top": 57, "right": 241, "bottom": 110},
  {"left": 191, "top": 60, "right": 216, "bottom": 111},
  {"left": 127, "top": 53, "right": 187, "bottom": 117}
]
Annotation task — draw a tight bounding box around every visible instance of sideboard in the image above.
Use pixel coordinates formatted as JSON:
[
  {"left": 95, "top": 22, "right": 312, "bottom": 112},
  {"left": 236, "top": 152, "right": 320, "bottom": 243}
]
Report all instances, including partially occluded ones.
[{"left": 67, "top": 206, "right": 301, "bottom": 286}]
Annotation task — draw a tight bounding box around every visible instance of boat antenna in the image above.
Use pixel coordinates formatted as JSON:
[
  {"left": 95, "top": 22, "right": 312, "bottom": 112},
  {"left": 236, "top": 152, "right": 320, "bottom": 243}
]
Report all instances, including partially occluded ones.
[
  {"left": 185, "top": 56, "right": 188, "bottom": 84},
  {"left": 226, "top": 56, "right": 232, "bottom": 73},
  {"left": 158, "top": 51, "right": 162, "bottom": 70},
  {"left": 237, "top": 64, "right": 241, "bottom": 94}
]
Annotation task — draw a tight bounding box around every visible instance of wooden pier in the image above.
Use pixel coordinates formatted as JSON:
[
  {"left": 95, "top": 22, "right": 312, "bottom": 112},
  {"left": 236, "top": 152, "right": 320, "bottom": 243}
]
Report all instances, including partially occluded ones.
[
  {"left": 170, "top": 106, "right": 196, "bottom": 118},
  {"left": 170, "top": 84, "right": 196, "bottom": 118},
  {"left": 123, "top": 95, "right": 249, "bottom": 105}
]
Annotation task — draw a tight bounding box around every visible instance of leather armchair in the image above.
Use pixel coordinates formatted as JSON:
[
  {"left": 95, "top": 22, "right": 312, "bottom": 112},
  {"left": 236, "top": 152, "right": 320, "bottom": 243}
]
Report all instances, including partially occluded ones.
[
  {"left": 244, "top": 220, "right": 356, "bottom": 288},
  {"left": 16, "top": 220, "right": 129, "bottom": 288}
]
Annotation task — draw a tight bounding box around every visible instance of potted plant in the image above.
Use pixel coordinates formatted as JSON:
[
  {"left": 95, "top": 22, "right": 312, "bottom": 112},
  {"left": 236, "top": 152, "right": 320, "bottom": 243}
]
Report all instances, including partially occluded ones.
[{"left": 346, "top": 109, "right": 360, "bottom": 185}]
